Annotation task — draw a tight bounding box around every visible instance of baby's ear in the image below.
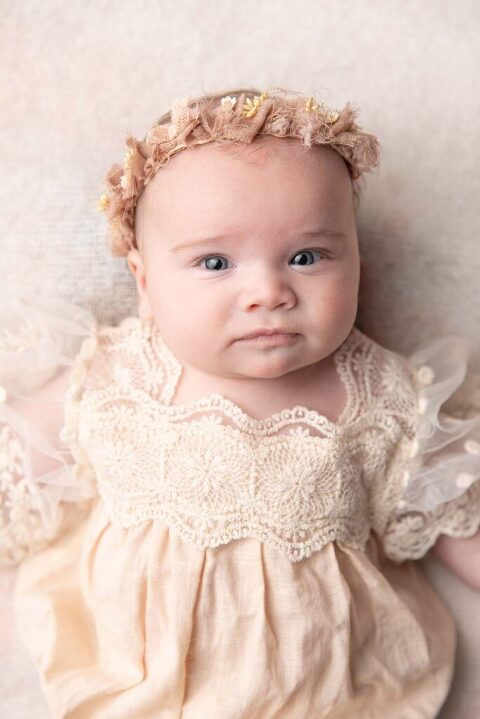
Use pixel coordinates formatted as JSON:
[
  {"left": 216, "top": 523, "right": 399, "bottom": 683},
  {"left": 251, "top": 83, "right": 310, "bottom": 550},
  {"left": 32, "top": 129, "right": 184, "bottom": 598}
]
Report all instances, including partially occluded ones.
[
  {"left": 126, "top": 248, "right": 153, "bottom": 319},
  {"left": 127, "top": 248, "right": 146, "bottom": 288}
]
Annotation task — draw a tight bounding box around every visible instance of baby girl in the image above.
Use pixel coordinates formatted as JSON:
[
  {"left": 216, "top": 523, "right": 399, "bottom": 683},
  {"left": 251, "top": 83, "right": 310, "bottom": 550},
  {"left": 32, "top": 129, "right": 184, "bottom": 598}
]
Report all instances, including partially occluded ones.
[{"left": 1, "top": 86, "right": 479, "bottom": 719}]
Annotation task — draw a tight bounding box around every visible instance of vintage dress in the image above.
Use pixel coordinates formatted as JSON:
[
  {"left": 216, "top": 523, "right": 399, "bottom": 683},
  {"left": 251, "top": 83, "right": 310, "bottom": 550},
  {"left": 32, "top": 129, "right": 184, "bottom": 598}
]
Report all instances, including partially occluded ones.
[{"left": 1, "top": 296, "right": 480, "bottom": 719}]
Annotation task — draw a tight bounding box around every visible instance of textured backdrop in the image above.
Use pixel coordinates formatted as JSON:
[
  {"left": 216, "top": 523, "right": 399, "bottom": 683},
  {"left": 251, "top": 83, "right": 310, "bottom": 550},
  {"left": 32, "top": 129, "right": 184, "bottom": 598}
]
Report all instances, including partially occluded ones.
[{"left": 0, "top": 2, "right": 479, "bottom": 718}]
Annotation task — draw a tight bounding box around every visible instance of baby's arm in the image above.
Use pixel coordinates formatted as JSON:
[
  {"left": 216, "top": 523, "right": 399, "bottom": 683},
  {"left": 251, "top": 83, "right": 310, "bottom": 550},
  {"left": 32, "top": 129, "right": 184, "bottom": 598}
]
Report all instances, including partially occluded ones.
[{"left": 431, "top": 530, "right": 480, "bottom": 592}]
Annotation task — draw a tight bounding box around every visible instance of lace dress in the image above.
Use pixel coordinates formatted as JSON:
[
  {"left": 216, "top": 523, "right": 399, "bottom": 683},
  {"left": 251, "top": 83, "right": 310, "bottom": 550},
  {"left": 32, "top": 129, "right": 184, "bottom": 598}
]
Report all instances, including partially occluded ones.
[{"left": 1, "top": 296, "right": 479, "bottom": 719}]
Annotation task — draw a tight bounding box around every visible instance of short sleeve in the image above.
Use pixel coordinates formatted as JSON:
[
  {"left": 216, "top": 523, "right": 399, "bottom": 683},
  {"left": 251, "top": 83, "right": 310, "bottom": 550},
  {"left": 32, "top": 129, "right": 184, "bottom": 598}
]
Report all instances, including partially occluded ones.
[
  {"left": 373, "top": 334, "right": 480, "bottom": 563},
  {"left": 0, "top": 295, "right": 100, "bottom": 568}
]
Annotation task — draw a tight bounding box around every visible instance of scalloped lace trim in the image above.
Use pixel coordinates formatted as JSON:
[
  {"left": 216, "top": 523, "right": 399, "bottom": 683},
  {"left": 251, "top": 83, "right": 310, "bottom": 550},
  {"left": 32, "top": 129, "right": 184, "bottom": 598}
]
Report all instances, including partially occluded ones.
[
  {"left": 115, "top": 501, "right": 371, "bottom": 562},
  {"left": 382, "top": 479, "right": 480, "bottom": 562}
]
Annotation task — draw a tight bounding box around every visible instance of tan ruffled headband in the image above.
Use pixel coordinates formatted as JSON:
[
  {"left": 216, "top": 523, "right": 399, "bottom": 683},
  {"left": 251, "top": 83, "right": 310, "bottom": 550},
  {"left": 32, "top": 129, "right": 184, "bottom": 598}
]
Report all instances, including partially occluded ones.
[{"left": 96, "top": 87, "right": 380, "bottom": 257}]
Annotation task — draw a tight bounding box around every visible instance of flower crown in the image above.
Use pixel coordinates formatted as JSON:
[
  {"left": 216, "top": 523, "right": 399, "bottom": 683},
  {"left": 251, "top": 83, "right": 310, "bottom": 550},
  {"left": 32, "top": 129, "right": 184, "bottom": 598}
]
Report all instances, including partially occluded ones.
[{"left": 96, "top": 88, "right": 380, "bottom": 257}]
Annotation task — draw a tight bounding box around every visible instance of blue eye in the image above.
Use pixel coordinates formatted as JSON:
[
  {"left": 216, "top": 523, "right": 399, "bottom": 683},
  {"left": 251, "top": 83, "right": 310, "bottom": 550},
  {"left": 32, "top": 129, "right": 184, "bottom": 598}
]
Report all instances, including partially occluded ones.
[
  {"left": 196, "top": 256, "right": 230, "bottom": 271},
  {"left": 290, "top": 250, "right": 322, "bottom": 266},
  {"left": 192, "top": 248, "right": 327, "bottom": 272}
]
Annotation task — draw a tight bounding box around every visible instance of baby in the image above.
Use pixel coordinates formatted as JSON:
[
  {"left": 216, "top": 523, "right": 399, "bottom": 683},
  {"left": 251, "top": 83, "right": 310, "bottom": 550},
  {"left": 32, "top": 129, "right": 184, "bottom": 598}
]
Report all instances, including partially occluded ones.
[
  {"left": 1, "top": 87, "right": 480, "bottom": 719},
  {"left": 127, "top": 122, "right": 356, "bottom": 425}
]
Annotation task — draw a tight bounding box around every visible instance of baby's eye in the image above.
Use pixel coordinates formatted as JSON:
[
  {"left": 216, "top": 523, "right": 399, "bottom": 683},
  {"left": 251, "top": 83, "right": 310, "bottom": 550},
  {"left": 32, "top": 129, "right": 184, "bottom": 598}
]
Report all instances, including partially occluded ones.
[
  {"left": 194, "top": 256, "right": 230, "bottom": 271},
  {"left": 289, "top": 249, "right": 325, "bottom": 266},
  {"left": 192, "top": 248, "right": 327, "bottom": 272}
]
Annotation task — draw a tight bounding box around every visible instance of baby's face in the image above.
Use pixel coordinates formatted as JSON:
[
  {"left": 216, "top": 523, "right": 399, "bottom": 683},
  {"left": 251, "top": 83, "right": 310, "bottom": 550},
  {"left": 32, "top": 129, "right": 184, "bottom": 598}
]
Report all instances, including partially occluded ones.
[{"left": 127, "top": 137, "right": 360, "bottom": 381}]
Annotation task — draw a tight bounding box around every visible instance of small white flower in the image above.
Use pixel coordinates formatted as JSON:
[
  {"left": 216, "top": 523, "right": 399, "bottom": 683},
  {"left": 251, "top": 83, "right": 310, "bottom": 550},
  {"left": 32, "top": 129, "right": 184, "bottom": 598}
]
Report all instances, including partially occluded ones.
[
  {"left": 456, "top": 472, "right": 475, "bottom": 489},
  {"left": 326, "top": 111, "right": 339, "bottom": 124},
  {"left": 464, "top": 439, "right": 480, "bottom": 454},
  {"left": 221, "top": 95, "right": 237, "bottom": 111},
  {"left": 120, "top": 173, "right": 128, "bottom": 189},
  {"left": 417, "top": 365, "right": 435, "bottom": 385},
  {"left": 96, "top": 192, "right": 110, "bottom": 212}
]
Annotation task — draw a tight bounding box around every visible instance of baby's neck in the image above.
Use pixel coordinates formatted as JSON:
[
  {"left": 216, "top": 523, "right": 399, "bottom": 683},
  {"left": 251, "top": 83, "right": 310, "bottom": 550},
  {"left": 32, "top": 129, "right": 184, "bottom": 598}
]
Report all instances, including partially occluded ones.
[{"left": 171, "top": 352, "right": 347, "bottom": 422}]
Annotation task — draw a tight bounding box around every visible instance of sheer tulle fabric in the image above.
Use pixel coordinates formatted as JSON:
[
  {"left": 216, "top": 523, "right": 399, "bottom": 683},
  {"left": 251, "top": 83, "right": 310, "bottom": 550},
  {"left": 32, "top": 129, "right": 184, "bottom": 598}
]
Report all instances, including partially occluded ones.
[
  {"left": 381, "top": 335, "right": 480, "bottom": 561},
  {"left": 0, "top": 296, "right": 99, "bottom": 567},
  {"left": 401, "top": 335, "right": 480, "bottom": 510}
]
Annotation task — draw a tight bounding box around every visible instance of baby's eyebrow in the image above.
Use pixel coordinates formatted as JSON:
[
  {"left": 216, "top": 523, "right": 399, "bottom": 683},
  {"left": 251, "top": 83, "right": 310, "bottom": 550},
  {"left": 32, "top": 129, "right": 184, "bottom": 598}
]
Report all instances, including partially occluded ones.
[{"left": 169, "top": 229, "right": 345, "bottom": 253}]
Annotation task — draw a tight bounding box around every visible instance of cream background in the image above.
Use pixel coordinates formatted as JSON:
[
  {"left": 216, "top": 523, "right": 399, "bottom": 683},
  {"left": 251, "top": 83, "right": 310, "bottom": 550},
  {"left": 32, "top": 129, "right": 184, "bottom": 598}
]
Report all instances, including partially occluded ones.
[{"left": 0, "top": 1, "right": 479, "bottom": 717}]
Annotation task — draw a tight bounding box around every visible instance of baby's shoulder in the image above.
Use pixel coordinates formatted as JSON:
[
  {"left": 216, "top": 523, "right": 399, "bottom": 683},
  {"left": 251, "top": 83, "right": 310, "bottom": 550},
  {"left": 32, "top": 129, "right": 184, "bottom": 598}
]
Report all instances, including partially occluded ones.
[
  {"left": 94, "top": 315, "right": 146, "bottom": 351},
  {"left": 79, "top": 315, "right": 144, "bottom": 385},
  {"left": 346, "top": 327, "right": 419, "bottom": 411},
  {"left": 77, "top": 315, "right": 180, "bottom": 404}
]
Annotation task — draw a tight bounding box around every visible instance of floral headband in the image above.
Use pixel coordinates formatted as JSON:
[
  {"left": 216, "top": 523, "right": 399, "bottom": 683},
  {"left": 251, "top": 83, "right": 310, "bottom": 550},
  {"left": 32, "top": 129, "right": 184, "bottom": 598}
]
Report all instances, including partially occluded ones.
[{"left": 96, "top": 88, "right": 380, "bottom": 257}]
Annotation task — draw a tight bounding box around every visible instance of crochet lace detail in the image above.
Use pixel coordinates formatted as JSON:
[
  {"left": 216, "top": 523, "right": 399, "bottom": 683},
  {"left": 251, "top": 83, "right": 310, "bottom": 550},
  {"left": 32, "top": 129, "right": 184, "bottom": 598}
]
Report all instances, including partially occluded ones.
[
  {"left": 61, "top": 319, "right": 420, "bottom": 562},
  {"left": 0, "top": 422, "right": 49, "bottom": 566},
  {"left": 0, "top": 422, "right": 90, "bottom": 567},
  {"left": 382, "top": 481, "right": 480, "bottom": 561}
]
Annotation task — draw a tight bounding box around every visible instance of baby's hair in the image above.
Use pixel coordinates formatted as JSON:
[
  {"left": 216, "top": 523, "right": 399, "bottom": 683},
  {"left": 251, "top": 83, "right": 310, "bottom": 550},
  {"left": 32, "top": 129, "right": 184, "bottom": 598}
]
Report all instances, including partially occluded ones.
[{"left": 99, "top": 86, "right": 379, "bottom": 257}]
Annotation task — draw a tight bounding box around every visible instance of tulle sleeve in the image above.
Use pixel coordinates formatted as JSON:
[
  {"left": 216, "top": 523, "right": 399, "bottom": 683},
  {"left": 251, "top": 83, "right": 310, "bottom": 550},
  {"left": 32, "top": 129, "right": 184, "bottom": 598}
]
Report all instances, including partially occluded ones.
[
  {"left": 376, "top": 335, "right": 480, "bottom": 563},
  {"left": 0, "top": 295, "right": 99, "bottom": 568}
]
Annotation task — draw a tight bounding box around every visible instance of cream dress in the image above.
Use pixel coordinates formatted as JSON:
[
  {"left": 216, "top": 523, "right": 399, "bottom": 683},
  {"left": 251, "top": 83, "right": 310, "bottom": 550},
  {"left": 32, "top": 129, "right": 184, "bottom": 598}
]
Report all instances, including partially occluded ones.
[{"left": 1, "top": 296, "right": 480, "bottom": 719}]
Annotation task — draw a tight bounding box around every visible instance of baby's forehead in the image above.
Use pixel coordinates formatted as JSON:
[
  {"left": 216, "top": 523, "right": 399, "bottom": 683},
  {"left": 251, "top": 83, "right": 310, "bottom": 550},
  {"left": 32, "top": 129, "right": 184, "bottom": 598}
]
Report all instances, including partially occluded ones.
[
  {"left": 135, "top": 137, "right": 353, "bottom": 252},
  {"left": 208, "top": 135, "right": 342, "bottom": 169},
  {"left": 145, "top": 136, "right": 347, "bottom": 194},
  {"left": 220, "top": 135, "right": 301, "bottom": 164}
]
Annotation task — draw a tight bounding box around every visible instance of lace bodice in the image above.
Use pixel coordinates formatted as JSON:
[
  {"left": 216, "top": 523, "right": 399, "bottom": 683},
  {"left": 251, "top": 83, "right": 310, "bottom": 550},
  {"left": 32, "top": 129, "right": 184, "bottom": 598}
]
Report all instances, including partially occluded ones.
[
  {"left": 1, "top": 298, "right": 480, "bottom": 568},
  {"left": 59, "top": 319, "right": 421, "bottom": 562}
]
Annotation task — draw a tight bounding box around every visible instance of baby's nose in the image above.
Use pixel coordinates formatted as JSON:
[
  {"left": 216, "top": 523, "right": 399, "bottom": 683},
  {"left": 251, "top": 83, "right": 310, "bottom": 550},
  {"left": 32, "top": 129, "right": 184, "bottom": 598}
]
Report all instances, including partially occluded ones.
[{"left": 242, "top": 269, "right": 296, "bottom": 311}]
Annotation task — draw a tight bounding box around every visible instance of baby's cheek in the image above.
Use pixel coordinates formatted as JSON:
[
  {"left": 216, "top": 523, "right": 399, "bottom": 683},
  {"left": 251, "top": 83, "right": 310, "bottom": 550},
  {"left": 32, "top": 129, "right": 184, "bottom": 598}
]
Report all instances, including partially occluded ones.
[
  {"left": 138, "top": 296, "right": 154, "bottom": 320},
  {"left": 148, "top": 277, "right": 181, "bottom": 323},
  {"left": 321, "top": 285, "right": 358, "bottom": 342},
  {"left": 323, "top": 280, "right": 356, "bottom": 314}
]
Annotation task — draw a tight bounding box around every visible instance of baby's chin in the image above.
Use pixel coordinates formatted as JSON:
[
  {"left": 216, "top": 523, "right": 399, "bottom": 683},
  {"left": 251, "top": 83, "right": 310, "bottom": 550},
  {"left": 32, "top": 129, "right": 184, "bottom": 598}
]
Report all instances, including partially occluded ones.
[{"left": 224, "top": 347, "right": 321, "bottom": 380}]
